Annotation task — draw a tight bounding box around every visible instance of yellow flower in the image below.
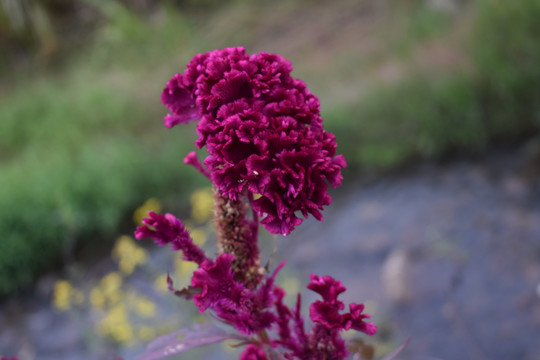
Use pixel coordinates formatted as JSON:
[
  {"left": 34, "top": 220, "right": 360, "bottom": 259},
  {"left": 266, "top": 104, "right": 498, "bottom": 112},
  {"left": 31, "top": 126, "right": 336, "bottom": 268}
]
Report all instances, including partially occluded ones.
[
  {"left": 133, "top": 296, "right": 156, "bottom": 318},
  {"left": 138, "top": 326, "right": 156, "bottom": 341},
  {"left": 153, "top": 274, "right": 169, "bottom": 293},
  {"left": 100, "top": 272, "right": 123, "bottom": 304},
  {"left": 175, "top": 259, "right": 198, "bottom": 288},
  {"left": 189, "top": 228, "right": 207, "bottom": 246},
  {"left": 52, "top": 280, "right": 73, "bottom": 311},
  {"left": 190, "top": 187, "right": 214, "bottom": 223},
  {"left": 133, "top": 198, "right": 162, "bottom": 225},
  {"left": 98, "top": 303, "right": 134, "bottom": 344},
  {"left": 113, "top": 324, "right": 134, "bottom": 344},
  {"left": 112, "top": 235, "right": 148, "bottom": 275}
]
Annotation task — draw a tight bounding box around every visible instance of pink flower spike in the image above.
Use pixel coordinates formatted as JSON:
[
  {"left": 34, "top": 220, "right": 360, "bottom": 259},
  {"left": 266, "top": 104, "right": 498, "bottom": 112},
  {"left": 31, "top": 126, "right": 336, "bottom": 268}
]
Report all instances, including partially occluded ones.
[
  {"left": 307, "top": 273, "right": 377, "bottom": 336},
  {"left": 184, "top": 151, "right": 211, "bottom": 179},
  {"left": 135, "top": 211, "right": 207, "bottom": 265}
]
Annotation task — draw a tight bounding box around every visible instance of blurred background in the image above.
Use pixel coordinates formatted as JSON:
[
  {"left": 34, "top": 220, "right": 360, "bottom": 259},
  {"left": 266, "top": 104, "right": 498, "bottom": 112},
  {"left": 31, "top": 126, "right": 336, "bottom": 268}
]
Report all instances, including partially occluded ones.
[{"left": 0, "top": 0, "right": 539, "bottom": 359}]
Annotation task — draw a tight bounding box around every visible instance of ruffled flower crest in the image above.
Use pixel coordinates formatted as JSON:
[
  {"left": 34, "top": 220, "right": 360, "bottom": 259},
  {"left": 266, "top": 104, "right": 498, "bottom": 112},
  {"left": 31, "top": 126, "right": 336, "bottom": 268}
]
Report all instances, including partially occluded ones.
[{"left": 161, "top": 47, "right": 346, "bottom": 235}]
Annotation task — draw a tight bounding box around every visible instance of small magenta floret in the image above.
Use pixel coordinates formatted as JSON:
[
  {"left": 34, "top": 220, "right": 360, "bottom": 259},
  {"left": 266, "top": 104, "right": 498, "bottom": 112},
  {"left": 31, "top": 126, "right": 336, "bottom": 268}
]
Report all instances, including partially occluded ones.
[
  {"left": 162, "top": 47, "right": 346, "bottom": 235},
  {"left": 134, "top": 211, "right": 206, "bottom": 265},
  {"left": 270, "top": 274, "right": 377, "bottom": 359},
  {"left": 308, "top": 274, "right": 377, "bottom": 336}
]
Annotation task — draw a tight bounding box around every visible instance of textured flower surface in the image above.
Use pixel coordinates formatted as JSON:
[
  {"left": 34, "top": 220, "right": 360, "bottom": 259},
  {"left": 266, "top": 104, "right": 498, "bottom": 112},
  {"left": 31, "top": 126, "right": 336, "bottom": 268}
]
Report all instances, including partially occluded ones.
[
  {"left": 136, "top": 212, "right": 377, "bottom": 359},
  {"left": 136, "top": 212, "right": 277, "bottom": 335},
  {"left": 162, "top": 47, "right": 346, "bottom": 235},
  {"left": 308, "top": 275, "right": 377, "bottom": 336},
  {"left": 134, "top": 211, "right": 206, "bottom": 265},
  {"left": 270, "top": 274, "right": 377, "bottom": 360},
  {"left": 134, "top": 48, "right": 380, "bottom": 360}
]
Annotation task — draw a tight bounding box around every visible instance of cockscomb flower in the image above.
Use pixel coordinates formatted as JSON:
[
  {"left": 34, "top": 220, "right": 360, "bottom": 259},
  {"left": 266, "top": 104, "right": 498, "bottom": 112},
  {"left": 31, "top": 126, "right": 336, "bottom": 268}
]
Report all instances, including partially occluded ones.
[
  {"left": 133, "top": 48, "right": 381, "bottom": 360},
  {"left": 308, "top": 274, "right": 377, "bottom": 336},
  {"left": 136, "top": 212, "right": 279, "bottom": 335},
  {"left": 135, "top": 213, "right": 377, "bottom": 359},
  {"left": 162, "top": 47, "right": 346, "bottom": 235}
]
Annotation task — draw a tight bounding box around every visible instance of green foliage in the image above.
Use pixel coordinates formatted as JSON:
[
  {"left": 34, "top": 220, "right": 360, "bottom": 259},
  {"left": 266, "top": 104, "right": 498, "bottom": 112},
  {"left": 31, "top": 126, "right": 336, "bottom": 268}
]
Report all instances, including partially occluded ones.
[
  {"left": 404, "top": 4, "right": 452, "bottom": 43},
  {"left": 324, "top": 74, "right": 483, "bottom": 169},
  {"left": 385, "top": 1, "right": 453, "bottom": 58},
  {"left": 86, "top": 1, "right": 195, "bottom": 67},
  {"left": 0, "top": 73, "right": 201, "bottom": 296},
  {"left": 2, "top": 0, "right": 540, "bottom": 295},
  {"left": 470, "top": 0, "right": 540, "bottom": 134},
  {"left": 325, "top": 0, "right": 540, "bottom": 170}
]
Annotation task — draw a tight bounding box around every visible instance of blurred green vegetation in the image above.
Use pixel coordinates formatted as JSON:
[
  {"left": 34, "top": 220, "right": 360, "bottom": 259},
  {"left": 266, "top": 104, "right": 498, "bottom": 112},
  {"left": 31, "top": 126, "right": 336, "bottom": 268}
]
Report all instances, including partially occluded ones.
[
  {"left": 326, "top": 0, "right": 540, "bottom": 170},
  {"left": 0, "top": 3, "right": 205, "bottom": 295},
  {"left": 0, "top": 0, "right": 539, "bottom": 295}
]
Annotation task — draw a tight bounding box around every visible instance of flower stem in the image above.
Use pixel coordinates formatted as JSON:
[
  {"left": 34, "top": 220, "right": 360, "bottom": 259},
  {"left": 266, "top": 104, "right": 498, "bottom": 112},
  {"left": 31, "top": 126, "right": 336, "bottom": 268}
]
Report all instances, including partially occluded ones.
[{"left": 213, "top": 187, "right": 263, "bottom": 288}]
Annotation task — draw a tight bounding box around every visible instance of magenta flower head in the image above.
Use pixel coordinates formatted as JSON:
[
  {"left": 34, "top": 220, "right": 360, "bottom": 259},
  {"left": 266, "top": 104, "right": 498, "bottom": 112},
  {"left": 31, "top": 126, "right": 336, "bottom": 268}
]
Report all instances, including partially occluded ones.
[
  {"left": 162, "top": 47, "right": 346, "bottom": 235},
  {"left": 307, "top": 274, "right": 377, "bottom": 336}
]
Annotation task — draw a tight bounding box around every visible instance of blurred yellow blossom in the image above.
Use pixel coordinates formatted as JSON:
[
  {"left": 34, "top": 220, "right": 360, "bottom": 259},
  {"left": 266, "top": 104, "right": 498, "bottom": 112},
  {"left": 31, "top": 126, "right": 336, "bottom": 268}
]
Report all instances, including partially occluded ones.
[
  {"left": 189, "top": 228, "right": 207, "bottom": 246},
  {"left": 50, "top": 231, "right": 180, "bottom": 347},
  {"left": 190, "top": 187, "right": 214, "bottom": 222},
  {"left": 52, "top": 280, "right": 73, "bottom": 310},
  {"left": 138, "top": 326, "right": 156, "bottom": 341},
  {"left": 112, "top": 235, "right": 148, "bottom": 275},
  {"left": 100, "top": 272, "right": 122, "bottom": 304},
  {"left": 52, "top": 280, "right": 85, "bottom": 311},
  {"left": 133, "top": 296, "right": 156, "bottom": 318},
  {"left": 175, "top": 258, "right": 198, "bottom": 288},
  {"left": 98, "top": 303, "right": 134, "bottom": 344},
  {"left": 133, "top": 197, "right": 162, "bottom": 225},
  {"left": 153, "top": 274, "right": 169, "bottom": 293}
]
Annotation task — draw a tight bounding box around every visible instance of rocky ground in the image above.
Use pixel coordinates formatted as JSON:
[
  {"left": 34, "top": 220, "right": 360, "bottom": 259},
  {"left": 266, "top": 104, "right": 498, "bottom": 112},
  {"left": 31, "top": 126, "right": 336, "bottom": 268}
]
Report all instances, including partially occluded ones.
[
  {"left": 1, "top": 143, "right": 540, "bottom": 360},
  {"left": 282, "top": 143, "right": 540, "bottom": 360}
]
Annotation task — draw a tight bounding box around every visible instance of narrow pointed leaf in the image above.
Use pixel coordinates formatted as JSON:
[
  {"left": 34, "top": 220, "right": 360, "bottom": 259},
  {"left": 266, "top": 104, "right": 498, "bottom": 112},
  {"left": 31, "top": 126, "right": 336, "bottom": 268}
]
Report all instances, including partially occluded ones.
[{"left": 134, "top": 324, "right": 246, "bottom": 360}]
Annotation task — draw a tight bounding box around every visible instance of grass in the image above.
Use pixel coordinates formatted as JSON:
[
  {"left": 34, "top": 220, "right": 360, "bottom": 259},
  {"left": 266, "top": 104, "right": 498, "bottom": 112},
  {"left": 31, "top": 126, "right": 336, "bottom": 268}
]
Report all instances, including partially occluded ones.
[
  {"left": 1, "top": 0, "right": 539, "bottom": 295},
  {"left": 0, "top": 72, "right": 204, "bottom": 294},
  {"left": 0, "top": 6, "right": 206, "bottom": 295},
  {"left": 323, "top": 0, "right": 540, "bottom": 170}
]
